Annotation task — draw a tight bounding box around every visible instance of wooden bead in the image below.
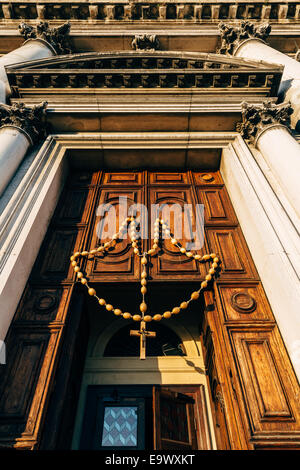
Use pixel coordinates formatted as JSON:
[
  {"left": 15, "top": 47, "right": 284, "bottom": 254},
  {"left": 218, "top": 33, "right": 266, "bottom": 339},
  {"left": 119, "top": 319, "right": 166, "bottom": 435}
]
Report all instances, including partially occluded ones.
[
  {"left": 191, "top": 291, "right": 200, "bottom": 300},
  {"left": 141, "top": 286, "right": 147, "bottom": 294},
  {"left": 74, "top": 266, "right": 80, "bottom": 272},
  {"left": 212, "top": 262, "right": 218, "bottom": 269},
  {"left": 123, "top": 312, "right": 132, "bottom": 319},
  {"left": 134, "top": 248, "right": 139, "bottom": 254},
  {"left": 163, "top": 311, "right": 172, "bottom": 319},
  {"left": 88, "top": 288, "right": 96, "bottom": 296},
  {"left": 194, "top": 254, "right": 201, "bottom": 260},
  {"left": 132, "top": 241, "right": 137, "bottom": 247},
  {"left": 203, "top": 254, "right": 210, "bottom": 261},
  {"left": 141, "top": 271, "right": 147, "bottom": 278},
  {"left": 148, "top": 249, "right": 155, "bottom": 255},
  {"left": 141, "top": 257, "right": 147, "bottom": 265},
  {"left": 70, "top": 256, "right": 75, "bottom": 261},
  {"left": 104, "top": 242, "right": 111, "bottom": 248},
  {"left": 213, "top": 257, "right": 219, "bottom": 263},
  {"left": 106, "top": 304, "right": 113, "bottom": 311},
  {"left": 171, "top": 238, "right": 177, "bottom": 244},
  {"left": 201, "top": 280, "right": 208, "bottom": 289},
  {"left": 186, "top": 252, "right": 193, "bottom": 258},
  {"left": 90, "top": 249, "right": 97, "bottom": 255},
  {"left": 114, "top": 309, "right": 122, "bottom": 316},
  {"left": 71, "top": 261, "right": 77, "bottom": 267},
  {"left": 205, "top": 274, "right": 212, "bottom": 281},
  {"left": 74, "top": 252, "right": 80, "bottom": 258},
  {"left": 180, "top": 302, "right": 188, "bottom": 309},
  {"left": 172, "top": 307, "right": 180, "bottom": 314},
  {"left": 141, "top": 279, "right": 147, "bottom": 286},
  {"left": 99, "top": 298, "right": 106, "bottom": 305},
  {"left": 153, "top": 244, "right": 158, "bottom": 249},
  {"left": 180, "top": 247, "right": 186, "bottom": 254},
  {"left": 140, "top": 302, "right": 147, "bottom": 313},
  {"left": 133, "top": 314, "right": 142, "bottom": 322},
  {"left": 144, "top": 315, "right": 152, "bottom": 322},
  {"left": 97, "top": 246, "right": 104, "bottom": 252},
  {"left": 81, "top": 278, "right": 87, "bottom": 285},
  {"left": 209, "top": 268, "right": 215, "bottom": 275},
  {"left": 210, "top": 253, "right": 217, "bottom": 259},
  {"left": 81, "top": 251, "right": 89, "bottom": 256},
  {"left": 77, "top": 272, "right": 83, "bottom": 279},
  {"left": 153, "top": 314, "right": 162, "bottom": 321}
]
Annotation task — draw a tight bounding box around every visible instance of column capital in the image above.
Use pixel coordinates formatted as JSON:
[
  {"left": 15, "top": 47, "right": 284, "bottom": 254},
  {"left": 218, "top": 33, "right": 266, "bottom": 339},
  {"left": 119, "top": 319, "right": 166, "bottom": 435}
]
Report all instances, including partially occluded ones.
[
  {"left": 236, "top": 100, "right": 293, "bottom": 145},
  {"left": 217, "top": 21, "right": 271, "bottom": 55},
  {"left": 19, "top": 21, "right": 71, "bottom": 55},
  {"left": 131, "top": 34, "right": 160, "bottom": 51},
  {"left": 0, "top": 101, "right": 48, "bottom": 145}
]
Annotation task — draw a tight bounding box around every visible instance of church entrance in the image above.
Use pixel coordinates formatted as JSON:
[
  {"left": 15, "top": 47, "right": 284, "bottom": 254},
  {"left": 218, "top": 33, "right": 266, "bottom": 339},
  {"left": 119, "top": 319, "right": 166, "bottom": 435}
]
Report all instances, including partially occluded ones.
[{"left": 1, "top": 168, "right": 300, "bottom": 450}]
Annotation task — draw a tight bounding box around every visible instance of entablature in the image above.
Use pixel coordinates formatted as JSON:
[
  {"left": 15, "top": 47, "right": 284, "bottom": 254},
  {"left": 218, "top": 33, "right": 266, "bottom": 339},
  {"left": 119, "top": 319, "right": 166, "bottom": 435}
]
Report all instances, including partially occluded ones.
[{"left": 6, "top": 50, "right": 282, "bottom": 100}]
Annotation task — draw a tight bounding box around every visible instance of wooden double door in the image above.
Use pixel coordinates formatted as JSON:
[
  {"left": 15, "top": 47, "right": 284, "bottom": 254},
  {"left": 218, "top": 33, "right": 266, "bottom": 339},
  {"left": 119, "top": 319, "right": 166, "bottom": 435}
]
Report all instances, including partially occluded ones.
[
  {"left": 80, "top": 385, "right": 207, "bottom": 450},
  {"left": 0, "top": 170, "right": 300, "bottom": 450}
]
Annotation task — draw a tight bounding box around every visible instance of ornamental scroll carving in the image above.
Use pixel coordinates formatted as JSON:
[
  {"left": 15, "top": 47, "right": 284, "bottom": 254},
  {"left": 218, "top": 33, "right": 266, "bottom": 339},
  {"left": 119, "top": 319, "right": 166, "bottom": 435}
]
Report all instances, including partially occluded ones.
[
  {"left": 217, "top": 20, "right": 271, "bottom": 55},
  {"left": 0, "top": 101, "right": 48, "bottom": 145},
  {"left": 236, "top": 100, "right": 293, "bottom": 144},
  {"left": 131, "top": 34, "right": 160, "bottom": 51},
  {"left": 19, "top": 21, "right": 72, "bottom": 55}
]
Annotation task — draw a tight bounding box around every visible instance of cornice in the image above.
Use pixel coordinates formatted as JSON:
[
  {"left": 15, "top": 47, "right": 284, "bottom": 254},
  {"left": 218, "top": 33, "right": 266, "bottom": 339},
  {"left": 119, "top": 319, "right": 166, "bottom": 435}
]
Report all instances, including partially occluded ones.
[
  {"left": 5, "top": 50, "right": 282, "bottom": 98},
  {"left": 0, "top": 1, "right": 299, "bottom": 25}
]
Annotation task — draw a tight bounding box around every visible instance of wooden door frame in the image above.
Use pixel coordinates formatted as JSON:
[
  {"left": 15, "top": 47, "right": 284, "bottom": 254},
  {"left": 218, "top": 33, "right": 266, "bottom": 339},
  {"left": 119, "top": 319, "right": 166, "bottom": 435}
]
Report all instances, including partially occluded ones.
[{"left": 1, "top": 135, "right": 300, "bottom": 450}]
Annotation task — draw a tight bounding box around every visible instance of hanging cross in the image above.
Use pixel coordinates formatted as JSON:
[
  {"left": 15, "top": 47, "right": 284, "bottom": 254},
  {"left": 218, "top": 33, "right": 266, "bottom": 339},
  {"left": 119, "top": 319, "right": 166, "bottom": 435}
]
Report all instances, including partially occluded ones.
[{"left": 130, "top": 321, "right": 156, "bottom": 360}]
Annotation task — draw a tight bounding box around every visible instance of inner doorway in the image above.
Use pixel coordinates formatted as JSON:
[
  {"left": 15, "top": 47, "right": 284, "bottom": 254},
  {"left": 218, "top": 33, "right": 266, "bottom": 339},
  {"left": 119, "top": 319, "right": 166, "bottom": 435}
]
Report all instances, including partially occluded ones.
[
  {"left": 80, "top": 385, "right": 206, "bottom": 450},
  {"left": 72, "top": 282, "right": 215, "bottom": 450}
]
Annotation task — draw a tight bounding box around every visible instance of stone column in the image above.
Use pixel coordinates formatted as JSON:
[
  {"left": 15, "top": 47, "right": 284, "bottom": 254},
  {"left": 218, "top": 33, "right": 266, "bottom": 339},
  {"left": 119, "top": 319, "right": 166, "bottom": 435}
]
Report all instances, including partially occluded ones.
[
  {"left": 237, "top": 100, "right": 300, "bottom": 223},
  {"left": 0, "top": 102, "right": 48, "bottom": 196},
  {"left": 218, "top": 21, "right": 300, "bottom": 128},
  {"left": 0, "top": 21, "right": 71, "bottom": 103}
]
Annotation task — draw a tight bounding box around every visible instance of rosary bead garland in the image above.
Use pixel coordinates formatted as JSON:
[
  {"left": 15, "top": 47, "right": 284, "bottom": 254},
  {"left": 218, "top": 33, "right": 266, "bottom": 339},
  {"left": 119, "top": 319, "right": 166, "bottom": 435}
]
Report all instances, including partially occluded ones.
[{"left": 70, "top": 217, "right": 221, "bottom": 322}]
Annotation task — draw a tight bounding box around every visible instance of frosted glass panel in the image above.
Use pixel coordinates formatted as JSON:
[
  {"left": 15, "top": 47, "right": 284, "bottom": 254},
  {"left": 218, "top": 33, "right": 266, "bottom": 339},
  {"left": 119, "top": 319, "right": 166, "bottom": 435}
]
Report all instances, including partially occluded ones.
[{"left": 101, "top": 406, "right": 138, "bottom": 447}]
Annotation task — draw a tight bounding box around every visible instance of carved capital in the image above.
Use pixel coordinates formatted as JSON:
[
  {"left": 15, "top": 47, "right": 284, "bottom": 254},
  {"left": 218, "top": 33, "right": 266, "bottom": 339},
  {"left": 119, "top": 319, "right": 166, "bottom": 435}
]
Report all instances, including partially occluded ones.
[
  {"left": 131, "top": 34, "right": 160, "bottom": 51},
  {"left": 19, "top": 21, "right": 71, "bottom": 55},
  {"left": 0, "top": 102, "right": 48, "bottom": 145},
  {"left": 236, "top": 100, "right": 293, "bottom": 144},
  {"left": 217, "top": 21, "right": 271, "bottom": 55}
]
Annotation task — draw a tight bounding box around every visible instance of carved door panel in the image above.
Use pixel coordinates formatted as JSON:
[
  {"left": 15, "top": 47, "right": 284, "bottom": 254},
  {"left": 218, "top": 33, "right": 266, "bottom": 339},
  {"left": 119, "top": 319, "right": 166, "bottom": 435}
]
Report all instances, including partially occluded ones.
[
  {"left": 148, "top": 186, "right": 209, "bottom": 279},
  {"left": 86, "top": 186, "right": 143, "bottom": 281}
]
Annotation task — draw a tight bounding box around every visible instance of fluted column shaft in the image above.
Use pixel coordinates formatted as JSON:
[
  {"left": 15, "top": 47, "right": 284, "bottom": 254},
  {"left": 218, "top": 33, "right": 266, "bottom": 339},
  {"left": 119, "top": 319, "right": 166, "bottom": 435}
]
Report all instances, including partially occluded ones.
[
  {"left": 235, "top": 39, "right": 300, "bottom": 128},
  {"left": 0, "top": 102, "right": 48, "bottom": 197},
  {"left": 0, "top": 21, "right": 71, "bottom": 103},
  {"left": 0, "top": 40, "right": 54, "bottom": 102},
  {"left": 237, "top": 101, "right": 300, "bottom": 226}
]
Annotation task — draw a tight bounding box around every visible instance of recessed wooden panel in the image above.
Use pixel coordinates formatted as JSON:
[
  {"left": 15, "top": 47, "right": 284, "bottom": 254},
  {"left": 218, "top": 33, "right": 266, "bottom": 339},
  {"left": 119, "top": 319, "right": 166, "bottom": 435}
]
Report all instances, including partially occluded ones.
[
  {"left": 149, "top": 172, "right": 189, "bottom": 185},
  {"left": 196, "top": 187, "right": 238, "bottom": 226},
  {"left": 36, "top": 228, "right": 86, "bottom": 281},
  {"left": 102, "top": 172, "right": 143, "bottom": 186},
  {"left": 193, "top": 172, "right": 224, "bottom": 186},
  {"left": 149, "top": 187, "right": 208, "bottom": 278},
  {"left": 87, "top": 189, "right": 143, "bottom": 279},
  {"left": 56, "top": 187, "right": 95, "bottom": 224},
  {"left": 206, "top": 228, "right": 257, "bottom": 279},
  {"left": 229, "top": 328, "right": 300, "bottom": 434},
  {"left": 216, "top": 284, "right": 274, "bottom": 322}
]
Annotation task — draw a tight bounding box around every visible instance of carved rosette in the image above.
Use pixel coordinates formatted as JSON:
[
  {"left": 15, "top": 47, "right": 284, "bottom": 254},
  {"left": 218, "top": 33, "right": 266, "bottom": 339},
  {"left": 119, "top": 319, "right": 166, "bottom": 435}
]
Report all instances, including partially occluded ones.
[
  {"left": 236, "top": 100, "right": 293, "bottom": 145},
  {"left": 131, "top": 34, "right": 160, "bottom": 51},
  {"left": 19, "top": 21, "right": 72, "bottom": 55},
  {"left": 0, "top": 101, "right": 48, "bottom": 145},
  {"left": 217, "top": 21, "right": 271, "bottom": 55}
]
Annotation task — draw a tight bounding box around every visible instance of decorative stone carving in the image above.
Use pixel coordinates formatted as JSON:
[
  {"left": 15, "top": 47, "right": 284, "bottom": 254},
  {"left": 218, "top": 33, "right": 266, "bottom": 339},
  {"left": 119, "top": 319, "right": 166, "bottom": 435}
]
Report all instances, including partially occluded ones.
[
  {"left": 131, "top": 34, "right": 160, "bottom": 51},
  {"left": 18, "top": 21, "right": 72, "bottom": 55},
  {"left": 217, "top": 21, "right": 271, "bottom": 55},
  {"left": 236, "top": 100, "right": 293, "bottom": 144},
  {"left": 0, "top": 101, "right": 48, "bottom": 144}
]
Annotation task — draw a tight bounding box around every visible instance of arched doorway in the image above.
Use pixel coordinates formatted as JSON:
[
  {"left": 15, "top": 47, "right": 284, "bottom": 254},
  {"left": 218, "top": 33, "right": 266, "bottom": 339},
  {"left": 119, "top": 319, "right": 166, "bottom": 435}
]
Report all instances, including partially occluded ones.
[{"left": 71, "top": 282, "right": 216, "bottom": 450}]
